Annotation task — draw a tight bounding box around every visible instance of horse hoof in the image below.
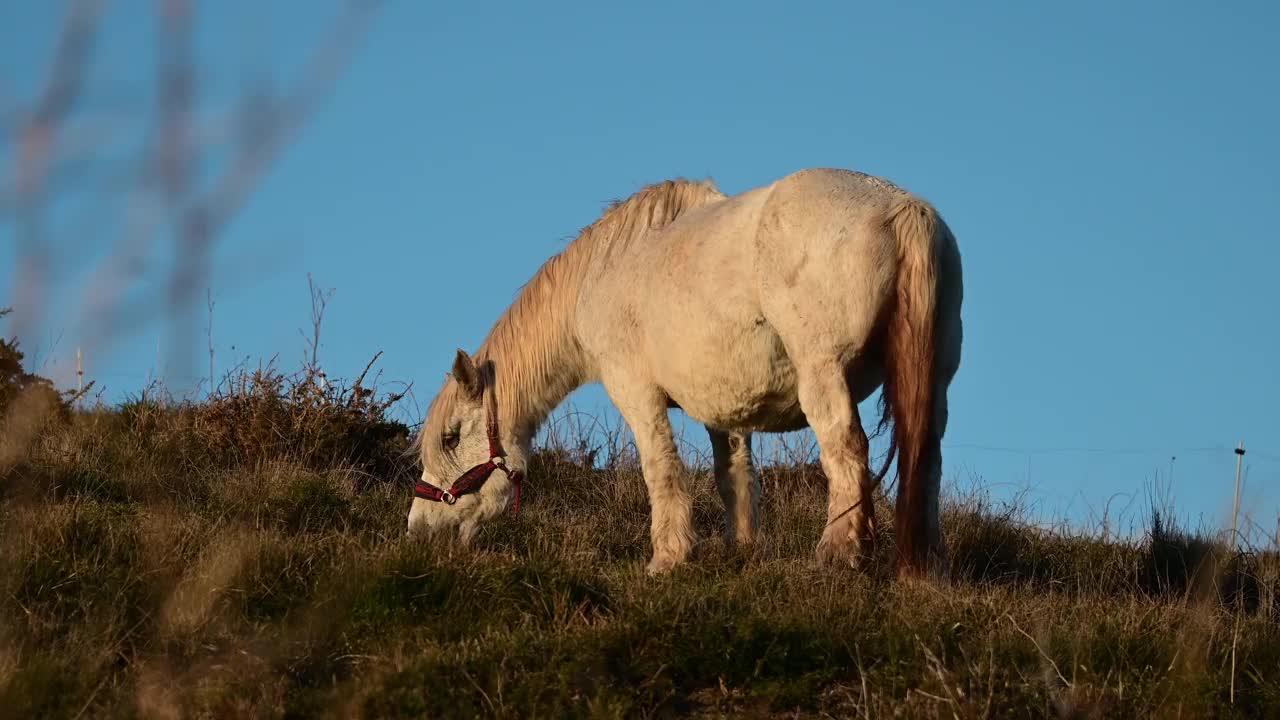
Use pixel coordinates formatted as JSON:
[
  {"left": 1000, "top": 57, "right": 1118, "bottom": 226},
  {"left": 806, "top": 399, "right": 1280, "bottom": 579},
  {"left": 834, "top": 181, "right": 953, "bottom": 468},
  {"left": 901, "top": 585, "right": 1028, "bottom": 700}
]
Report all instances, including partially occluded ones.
[
  {"left": 646, "top": 555, "right": 684, "bottom": 575},
  {"left": 815, "top": 537, "right": 871, "bottom": 571}
]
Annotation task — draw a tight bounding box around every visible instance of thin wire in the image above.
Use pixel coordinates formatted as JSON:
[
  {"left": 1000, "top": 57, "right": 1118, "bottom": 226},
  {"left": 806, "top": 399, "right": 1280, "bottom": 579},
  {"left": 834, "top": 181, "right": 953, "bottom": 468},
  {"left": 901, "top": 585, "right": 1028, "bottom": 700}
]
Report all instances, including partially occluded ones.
[{"left": 942, "top": 442, "right": 1231, "bottom": 457}]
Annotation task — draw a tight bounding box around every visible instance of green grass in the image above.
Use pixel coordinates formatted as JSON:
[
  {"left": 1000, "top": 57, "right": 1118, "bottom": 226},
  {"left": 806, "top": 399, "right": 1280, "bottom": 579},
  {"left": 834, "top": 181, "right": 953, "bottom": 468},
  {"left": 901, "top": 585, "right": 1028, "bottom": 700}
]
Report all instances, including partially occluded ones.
[{"left": 2, "top": 378, "right": 1279, "bottom": 718}]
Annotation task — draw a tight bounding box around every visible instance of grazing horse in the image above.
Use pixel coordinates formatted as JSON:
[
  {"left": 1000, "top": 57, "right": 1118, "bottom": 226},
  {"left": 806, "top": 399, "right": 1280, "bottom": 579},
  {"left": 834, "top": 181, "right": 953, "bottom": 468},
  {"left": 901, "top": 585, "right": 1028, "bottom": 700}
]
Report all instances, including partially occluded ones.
[{"left": 408, "top": 167, "right": 963, "bottom": 578}]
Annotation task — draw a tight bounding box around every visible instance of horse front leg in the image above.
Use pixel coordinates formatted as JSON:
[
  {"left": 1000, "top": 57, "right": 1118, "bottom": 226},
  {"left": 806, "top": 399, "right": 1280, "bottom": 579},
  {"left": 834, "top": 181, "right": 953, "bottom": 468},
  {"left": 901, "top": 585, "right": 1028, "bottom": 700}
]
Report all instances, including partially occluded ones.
[{"left": 605, "top": 380, "right": 694, "bottom": 574}]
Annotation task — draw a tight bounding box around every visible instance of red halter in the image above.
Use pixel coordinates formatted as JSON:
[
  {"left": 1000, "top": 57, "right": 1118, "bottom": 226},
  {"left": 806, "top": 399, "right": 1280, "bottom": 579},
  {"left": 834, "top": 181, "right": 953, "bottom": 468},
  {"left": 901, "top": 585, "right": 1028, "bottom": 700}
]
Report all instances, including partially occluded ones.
[{"left": 413, "top": 386, "right": 525, "bottom": 515}]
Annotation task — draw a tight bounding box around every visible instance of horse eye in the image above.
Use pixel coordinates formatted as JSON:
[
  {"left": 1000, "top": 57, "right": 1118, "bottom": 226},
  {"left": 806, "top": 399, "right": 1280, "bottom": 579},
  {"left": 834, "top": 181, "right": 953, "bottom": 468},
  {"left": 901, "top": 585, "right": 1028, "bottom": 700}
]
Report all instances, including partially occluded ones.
[{"left": 443, "top": 433, "right": 460, "bottom": 451}]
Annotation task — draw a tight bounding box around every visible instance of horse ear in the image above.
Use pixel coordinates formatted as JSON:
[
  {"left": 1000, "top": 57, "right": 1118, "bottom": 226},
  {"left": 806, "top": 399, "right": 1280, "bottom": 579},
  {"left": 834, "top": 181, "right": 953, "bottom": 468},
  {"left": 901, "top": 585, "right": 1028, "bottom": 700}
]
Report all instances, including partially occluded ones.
[{"left": 452, "top": 348, "right": 483, "bottom": 400}]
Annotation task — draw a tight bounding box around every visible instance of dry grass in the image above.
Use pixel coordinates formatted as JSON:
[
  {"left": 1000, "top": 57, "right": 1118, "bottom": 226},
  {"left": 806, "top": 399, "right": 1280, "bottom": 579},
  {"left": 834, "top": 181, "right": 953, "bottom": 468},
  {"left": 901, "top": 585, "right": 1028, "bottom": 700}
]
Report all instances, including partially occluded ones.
[
  {"left": 1, "top": 341, "right": 1278, "bottom": 718},
  {"left": 6, "top": 9, "right": 1271, "bottom": 712}
]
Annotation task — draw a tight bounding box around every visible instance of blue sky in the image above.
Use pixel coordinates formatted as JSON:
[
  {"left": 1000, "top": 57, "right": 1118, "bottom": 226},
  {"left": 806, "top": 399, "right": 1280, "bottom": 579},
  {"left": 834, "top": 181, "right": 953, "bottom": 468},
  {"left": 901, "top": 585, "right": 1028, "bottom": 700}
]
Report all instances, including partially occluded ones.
[{"left": 3, "top": 1, "right": 1278, "bottom": 542}]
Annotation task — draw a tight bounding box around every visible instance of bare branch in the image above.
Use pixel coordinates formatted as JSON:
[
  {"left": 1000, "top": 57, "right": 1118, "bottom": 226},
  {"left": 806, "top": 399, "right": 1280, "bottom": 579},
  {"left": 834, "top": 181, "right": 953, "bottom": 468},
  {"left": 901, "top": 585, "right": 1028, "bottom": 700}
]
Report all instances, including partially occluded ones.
[
  {"left": 304, "top": 272, "right": 335, "bottom": 371},
  {"left": 8, "top": 0, "right": 107, "bottom": 344},
  {"left": 4, "top": 0, "right": 381, "bottom": 389}
]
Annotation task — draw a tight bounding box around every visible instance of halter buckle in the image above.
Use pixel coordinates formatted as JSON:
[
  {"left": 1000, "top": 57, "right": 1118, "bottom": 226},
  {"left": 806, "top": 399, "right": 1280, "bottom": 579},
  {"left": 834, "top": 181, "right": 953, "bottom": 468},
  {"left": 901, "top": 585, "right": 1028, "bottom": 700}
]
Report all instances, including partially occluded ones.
[
  {"left": 491, "top": 455, "right": 506, "bottom": 468},
  {"left": 441, "top": 490, "right": 456, "bottom": 505}
]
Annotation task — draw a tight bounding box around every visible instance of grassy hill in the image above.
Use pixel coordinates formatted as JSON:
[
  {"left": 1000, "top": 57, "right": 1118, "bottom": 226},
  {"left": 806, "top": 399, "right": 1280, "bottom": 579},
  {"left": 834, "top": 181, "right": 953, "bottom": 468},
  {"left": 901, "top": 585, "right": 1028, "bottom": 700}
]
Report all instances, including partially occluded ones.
[{"left": 1, "top": 334, "right": 1277, "bottom": 718}]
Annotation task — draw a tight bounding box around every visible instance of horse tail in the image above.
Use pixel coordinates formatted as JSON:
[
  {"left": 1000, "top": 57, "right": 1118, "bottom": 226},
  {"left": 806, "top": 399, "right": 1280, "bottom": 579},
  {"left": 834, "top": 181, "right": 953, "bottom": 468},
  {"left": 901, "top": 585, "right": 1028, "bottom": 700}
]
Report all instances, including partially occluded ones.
[{"left": 874, "top": 194, "right": 942, "bottom": 577}]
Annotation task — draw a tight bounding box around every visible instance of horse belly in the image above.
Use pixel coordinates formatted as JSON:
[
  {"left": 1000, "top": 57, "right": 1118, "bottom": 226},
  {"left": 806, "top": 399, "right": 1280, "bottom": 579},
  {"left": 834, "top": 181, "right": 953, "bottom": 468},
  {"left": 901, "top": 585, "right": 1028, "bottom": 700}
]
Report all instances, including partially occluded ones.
[{"left": 658, "top": 321, "right": 807, "bottom": 433}]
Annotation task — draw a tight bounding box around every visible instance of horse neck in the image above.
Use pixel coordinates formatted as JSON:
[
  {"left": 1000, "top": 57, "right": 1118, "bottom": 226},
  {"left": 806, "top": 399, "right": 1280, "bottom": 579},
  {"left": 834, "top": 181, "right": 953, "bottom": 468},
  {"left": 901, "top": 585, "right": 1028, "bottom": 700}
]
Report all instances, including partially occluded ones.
[
  {"left": 476, "top": 256, "right": 590, "bottom": 445},
  {"left": 474, "top": 177, "right": 725, "bottom": 445}
]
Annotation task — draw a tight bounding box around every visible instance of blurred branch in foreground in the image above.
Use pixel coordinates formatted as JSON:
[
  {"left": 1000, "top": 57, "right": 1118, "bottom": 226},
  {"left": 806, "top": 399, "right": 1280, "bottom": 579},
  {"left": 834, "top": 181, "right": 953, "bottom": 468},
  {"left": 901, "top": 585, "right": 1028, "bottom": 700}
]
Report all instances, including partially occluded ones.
[
  {"left": 2, "top": 0, "right": 382, "bottom": 466},
  {"left": 4, "top": 0, "right": 380, "bottom": 381}
]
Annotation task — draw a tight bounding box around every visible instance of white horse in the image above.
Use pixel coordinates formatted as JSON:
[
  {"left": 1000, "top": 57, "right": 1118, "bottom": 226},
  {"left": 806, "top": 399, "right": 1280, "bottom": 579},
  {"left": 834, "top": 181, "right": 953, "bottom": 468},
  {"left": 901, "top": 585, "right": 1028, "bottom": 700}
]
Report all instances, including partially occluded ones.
[{"left": 408, "top": 167, "right": 963, "bottom": 578}]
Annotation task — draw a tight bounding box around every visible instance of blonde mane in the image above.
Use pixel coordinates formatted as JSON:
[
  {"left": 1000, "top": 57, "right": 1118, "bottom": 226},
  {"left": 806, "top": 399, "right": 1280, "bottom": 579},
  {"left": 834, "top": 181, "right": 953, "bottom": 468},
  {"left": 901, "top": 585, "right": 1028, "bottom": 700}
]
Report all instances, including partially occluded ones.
[{"left": 417, "top": 177, "right": 726, "bottom": 454}]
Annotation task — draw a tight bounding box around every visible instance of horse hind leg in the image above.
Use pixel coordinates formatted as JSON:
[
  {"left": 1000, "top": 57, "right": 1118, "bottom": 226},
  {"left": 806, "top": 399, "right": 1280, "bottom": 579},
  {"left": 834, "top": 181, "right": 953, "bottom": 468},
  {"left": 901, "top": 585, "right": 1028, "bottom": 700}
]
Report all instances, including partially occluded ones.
[
  {"left": 708, "top": 429, "right": 761, "bottom": 547},
  {"left": 795, "top": 355, "right": 878, "bottom": 569},
  {"left": 921, "top": 290, "right": 962, "bottom": 575},
  {"left": 759, "top": 286, "right": 883, "bottom": 568},
  {"left": 919, "top": 386, "right": 947, "bottom": 574}
]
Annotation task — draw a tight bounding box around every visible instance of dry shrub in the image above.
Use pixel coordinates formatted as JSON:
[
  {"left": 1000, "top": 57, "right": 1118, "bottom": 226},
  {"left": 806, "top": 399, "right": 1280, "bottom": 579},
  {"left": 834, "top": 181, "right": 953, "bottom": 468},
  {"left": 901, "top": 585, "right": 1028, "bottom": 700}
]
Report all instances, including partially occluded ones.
[
  {"left": 0, "top": 309, "right": 67, "bottom": 417},
  {"left": 188, "top": 356, "right": 412, "bottom": 481},
  {"left": 0, "top": 308, "right": 96, "bottom": 476},
  {"left": 66, "top": 354, "right": 418, "bottom": 491}
]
